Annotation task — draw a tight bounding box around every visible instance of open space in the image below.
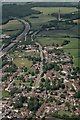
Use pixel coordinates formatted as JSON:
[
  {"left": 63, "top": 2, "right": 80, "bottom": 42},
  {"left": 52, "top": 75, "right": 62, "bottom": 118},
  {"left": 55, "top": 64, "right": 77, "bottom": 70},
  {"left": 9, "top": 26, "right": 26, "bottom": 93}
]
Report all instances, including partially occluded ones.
[
  {"left": 34, "top": 36, "right": 64, "bottom": 46},
  {"left": 1, "top": 19, "right": 24, "bottom": 38},
  {"left": 13, "top": 58, "right": 32, "bottom": 68},
  {"left": 32, "top": 7, "right": 78, "bottom": 14}
]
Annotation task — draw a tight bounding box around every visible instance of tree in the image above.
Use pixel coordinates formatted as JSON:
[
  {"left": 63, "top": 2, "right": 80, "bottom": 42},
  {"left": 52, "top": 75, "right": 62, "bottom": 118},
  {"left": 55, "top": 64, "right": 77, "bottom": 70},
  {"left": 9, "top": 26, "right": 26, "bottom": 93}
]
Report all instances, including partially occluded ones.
[
  {"left": 41, "top": 78, "right": 45, "bottom": 82},
  {"left": 74, "top": 91, "right": 80, "bottom": 98},
  {"left": 61, "top": 84, "right": 65, "bottom": 89},
  {"left": 28, "top": 97, "right": 41, "bottom": 112},
  {"left": 35, "top": 68, "right": 39, "bottom": 74},
  {"left": 10, "top": 87, "right": 21, "bottom": 96},
  {"left": 31, "top": 72, "right": 35, "bottom": 76},
  {"left": 60, "top": 94, "right": 65, "bottom": 99},
  {"left": 13, "top": 82, "right": 16, "bottom": 86},
  {"left": 61, "top": 40, "right": 70, "bottom": 46},
  {"left": 13, "top": 100, "right": 23, "bottom": 108},
  {"left": 24, "top": 67, "right": 27, "bottom": 72}
]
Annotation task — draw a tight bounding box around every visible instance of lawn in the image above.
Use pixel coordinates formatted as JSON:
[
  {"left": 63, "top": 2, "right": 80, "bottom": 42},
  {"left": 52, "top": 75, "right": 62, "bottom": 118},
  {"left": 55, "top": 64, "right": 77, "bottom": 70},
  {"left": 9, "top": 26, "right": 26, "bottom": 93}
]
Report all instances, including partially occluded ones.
[
  {"left": 10, "top": 51, "right": 40, "bottom": 59},
  {"left": 13, "top": 58, "right": 32, "bottom": 68},
  {"left": 2, "top": 90, "right": 10, "bottom": 97},
  {"left": 58, "top": 110, "right": 73, "bottom": 117}
]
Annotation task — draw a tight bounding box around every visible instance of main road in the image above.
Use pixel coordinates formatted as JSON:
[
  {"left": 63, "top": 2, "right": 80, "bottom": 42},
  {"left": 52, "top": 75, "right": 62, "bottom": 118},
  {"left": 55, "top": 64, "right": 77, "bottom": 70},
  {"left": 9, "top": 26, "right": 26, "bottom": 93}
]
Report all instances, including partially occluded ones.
[
  {"left": 31, "top": 33, "right": 44, "bottom": 89},
  {"left": 0, "top": 19, "right": 30, "bottom": 58},
  {"left": 35, "top": 42, "right": 43, "bottom": 88}
]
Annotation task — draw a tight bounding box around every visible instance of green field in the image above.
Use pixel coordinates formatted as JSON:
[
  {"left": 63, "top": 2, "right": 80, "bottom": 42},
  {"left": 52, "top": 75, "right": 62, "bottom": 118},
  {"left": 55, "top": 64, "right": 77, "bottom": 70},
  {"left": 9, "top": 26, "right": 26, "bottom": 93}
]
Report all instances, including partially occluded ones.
[
  {"left": 37, "top": 27, "right": 78, "bottom": 37},
  {"left": 10, "top": 50, "right": 39, "bottom": 58},
  {"left": 58, "top": 110, "right": 72, "bottom": 117},
  {"left": 2, "top": 90, "right": 10, "bottom": 97},
  {"left": 64, "top": 48, "right": 80, "bottom": 67},
  {"left": 13, "top": 58, "right": 32, "bottom": 68},
  {"left": 32, "top": 7, "right": 78, "bottom": 14},
  {"left": 1, "top": 19, "right": 24, "bottom": 37},
  {"left": 34, "top": 36, "right": 65, "bottom": 46},
  {"left": 63, "top": 38, "right": 79, "bottom": 49},
  {"left": 24, "top": 14, "right": 56, "bottom": 30},
  {"left": 24, "top": 7, "right": 78, "bottom": 31},
  {"left": 34, "top": 36, "right": 79, "bottom": 67},
  {"left": 13, "top": 80, "right": 34, "bottom": 87}
]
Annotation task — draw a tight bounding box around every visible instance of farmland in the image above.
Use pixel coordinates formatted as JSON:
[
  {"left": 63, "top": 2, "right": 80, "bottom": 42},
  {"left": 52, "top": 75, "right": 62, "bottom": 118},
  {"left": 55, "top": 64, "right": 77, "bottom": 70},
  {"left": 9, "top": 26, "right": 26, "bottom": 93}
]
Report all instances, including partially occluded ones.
[
  {"left": 1, "top": 19, "right": 24, "bottom": 37},
  {"left": 34, "top": 36, "right": 64, "bottom": 46},
  {"left": 37, "top": 25, "right": 79, "bottom": 37},
  {"left": 34, "top": 36, "right": 79, "bottom": 66},
  {"left": 2, "top": 2, "right": 80, "bottom": 120},
  {"left": 32, "top": 7, "right": 78, "bottom": 14},
  {"left": 24, "top": 7, "right": 78, "bottom": 30},
  {"left": 24, "top": 14, "right": 56, "bottom": 30}
]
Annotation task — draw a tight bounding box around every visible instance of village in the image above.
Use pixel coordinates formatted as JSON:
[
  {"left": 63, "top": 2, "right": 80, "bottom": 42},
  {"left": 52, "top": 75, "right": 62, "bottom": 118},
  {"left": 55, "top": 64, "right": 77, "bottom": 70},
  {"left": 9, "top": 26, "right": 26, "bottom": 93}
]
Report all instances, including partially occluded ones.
[
  {"left": 1, "top": 2, "right": 80, "bottom": 119},
  {"left": 1, "top": 39, "right": 80, "bottom": 119}
]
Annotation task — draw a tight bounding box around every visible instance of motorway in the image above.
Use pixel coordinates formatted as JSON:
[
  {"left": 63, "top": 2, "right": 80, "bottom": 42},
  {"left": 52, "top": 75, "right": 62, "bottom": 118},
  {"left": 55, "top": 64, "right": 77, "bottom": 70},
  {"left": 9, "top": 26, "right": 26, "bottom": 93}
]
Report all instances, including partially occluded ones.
[
  {"left": 2, "top": 19, "right": 43, "bottom": 90},
  {"left": 0, "top": 19, "right": 30, "bottom": 58}
]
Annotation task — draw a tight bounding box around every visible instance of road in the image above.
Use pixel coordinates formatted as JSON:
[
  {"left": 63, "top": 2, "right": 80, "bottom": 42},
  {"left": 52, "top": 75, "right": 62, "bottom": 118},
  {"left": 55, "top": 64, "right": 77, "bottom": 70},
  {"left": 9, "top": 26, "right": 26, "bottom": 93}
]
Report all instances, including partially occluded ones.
[
  {"left": 0, "top": 19, "right": 30, "bottom": 58},
  {"left": 5, "top": 72, "right": 18, "bottom": 92},
  {"left": 3, "top": 19, "right": 30, "bottom": 91},
  {"left": 3, "top": 19, "right": 43, "bottom": 91},
  {"left": 35, "top": 42, "right": 43, "bottom": 88},
  {"left": 31, "top": 32, "right": 44, "bottom": 89}
]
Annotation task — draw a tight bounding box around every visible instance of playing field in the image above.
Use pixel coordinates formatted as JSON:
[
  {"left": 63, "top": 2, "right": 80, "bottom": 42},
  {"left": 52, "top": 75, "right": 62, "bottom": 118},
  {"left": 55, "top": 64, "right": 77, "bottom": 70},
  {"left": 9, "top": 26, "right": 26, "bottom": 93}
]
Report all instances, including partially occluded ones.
[{"left": 13, "top": 58, "right": 32, "bottom": 68}]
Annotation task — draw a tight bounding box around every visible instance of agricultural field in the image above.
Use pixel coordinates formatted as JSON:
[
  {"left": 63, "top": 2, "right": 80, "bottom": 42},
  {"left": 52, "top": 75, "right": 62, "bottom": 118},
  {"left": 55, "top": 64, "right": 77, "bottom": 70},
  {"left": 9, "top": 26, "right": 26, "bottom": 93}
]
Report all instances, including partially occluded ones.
[
  {"left": 64, "top": 48, "right": 80, "bottom": 67},
  {"left": 24, "top": 14, "right": 56, "bottom": 30},
  {"left": 37, "top": 25, "right": 79, "bottom": 37},
  {"left": 34, "top": 36, "right": 80, "bottom": 67},
  {"left": 32, "top": 7, "right": 78, "bottom": 14},
  {"left": 34, "top": 36, "right": 64, "bottom": 46},
  {"left": 63, "top": 38, "right": 79, "bottom": 49},
  {"left": 1, "top": 19, "right": 24, "bottom": 38},
  {"left": 24, "top": 7, "right": 78, "bottom": 30}
]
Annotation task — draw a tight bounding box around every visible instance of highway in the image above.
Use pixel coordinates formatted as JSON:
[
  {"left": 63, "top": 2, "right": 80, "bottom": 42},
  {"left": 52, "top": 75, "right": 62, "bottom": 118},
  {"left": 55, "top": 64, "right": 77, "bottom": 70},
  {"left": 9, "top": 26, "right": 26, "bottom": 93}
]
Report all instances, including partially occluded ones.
[
  {"left": 31, "top": 32, "right": 44, "bottom": 89},
  {"left": 0, "top": 19, "right": 30, "bottom": 58}
]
